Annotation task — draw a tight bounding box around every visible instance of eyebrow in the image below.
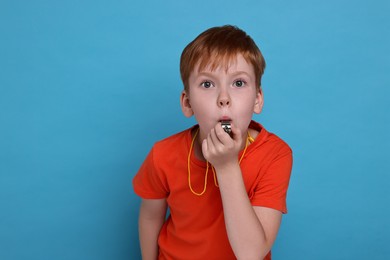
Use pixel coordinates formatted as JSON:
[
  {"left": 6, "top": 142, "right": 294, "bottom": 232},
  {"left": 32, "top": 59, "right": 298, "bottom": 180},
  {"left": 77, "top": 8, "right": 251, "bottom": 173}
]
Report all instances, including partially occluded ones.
[
  {"left": 197, "top": 71, "right": 252, "bottom": 78},
  {"left": 229, "top": 71, "right": 252, "bottom": 77}
]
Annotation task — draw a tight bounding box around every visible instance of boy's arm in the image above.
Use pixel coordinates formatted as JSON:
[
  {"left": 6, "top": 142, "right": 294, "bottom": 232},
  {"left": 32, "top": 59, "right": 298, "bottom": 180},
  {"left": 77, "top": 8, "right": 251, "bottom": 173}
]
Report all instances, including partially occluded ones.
[
  {"left": 202, "top": 124, "right": 286, "bottom": 259},
  {"left": 138, "top": 198, "right": 167, "bottom": 260},
  {"left": 216, "top": 163, "right": 282, "bottom": 259}
]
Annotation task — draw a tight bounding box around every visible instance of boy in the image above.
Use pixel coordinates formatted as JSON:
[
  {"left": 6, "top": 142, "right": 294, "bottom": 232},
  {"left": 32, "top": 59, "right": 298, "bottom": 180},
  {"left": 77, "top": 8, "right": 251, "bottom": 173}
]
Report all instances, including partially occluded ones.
[{"left": 133, "top": 25, "right": 292, "bottom": 260}]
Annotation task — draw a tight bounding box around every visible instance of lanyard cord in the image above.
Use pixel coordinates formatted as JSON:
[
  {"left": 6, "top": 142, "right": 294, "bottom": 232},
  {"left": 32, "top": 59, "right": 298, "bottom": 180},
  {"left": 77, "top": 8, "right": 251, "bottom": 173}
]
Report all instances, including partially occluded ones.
[{"left": 187, "top": 128, "right": 253, "bottom": 196}]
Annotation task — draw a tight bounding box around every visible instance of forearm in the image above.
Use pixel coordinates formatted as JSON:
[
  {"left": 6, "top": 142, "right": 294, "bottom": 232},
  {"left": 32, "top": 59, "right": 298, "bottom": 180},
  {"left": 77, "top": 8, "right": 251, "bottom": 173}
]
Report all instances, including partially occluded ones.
[
  {"left": 202, "top": 124, "right": 281, "bottom": 258},
  {"left": 216, "top": 163, "right": 268, "bottom": 259},
  {"left": 139, "top": 217, "right": 163, "bottom": 259},
  {"left": 138, "top": 199, "right": 167, "bottom": 260}
]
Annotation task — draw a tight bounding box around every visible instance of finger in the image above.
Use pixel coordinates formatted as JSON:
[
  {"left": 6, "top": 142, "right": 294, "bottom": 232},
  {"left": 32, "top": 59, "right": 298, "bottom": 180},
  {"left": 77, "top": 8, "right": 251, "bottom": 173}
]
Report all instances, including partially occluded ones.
[
  {"left": 201, "top": 138, "right": 208, "bottom": 158},
  {"left": 230, "top": 123, "right": 243, "bottom": 142},
  {"left": 207, "top": 132, "right": 216, "bottom": 153},
  {"left": 211, "top": 126, "right": 227, "bottom": 150},
  {"left": 209, "top": 127, "right": 220, "bottom": 146}
]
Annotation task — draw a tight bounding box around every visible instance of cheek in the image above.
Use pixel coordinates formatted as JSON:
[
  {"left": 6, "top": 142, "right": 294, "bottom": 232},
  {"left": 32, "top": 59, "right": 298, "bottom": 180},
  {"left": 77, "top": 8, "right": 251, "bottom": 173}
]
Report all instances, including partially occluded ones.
[
  {"left": 234, "top": 98, "right": 256, "bottom": 126},
  {"left": 190, "top": 101, "right": 210, "bottom": 124},
  {"left": 189, "top": 93, "right": 214, "bottom": 115},
  {"left": 236, "top": 96, "right": 256, "bottom": 112},
  {"left": 191, "top": 100, "right": 208, "bottom": 116}
]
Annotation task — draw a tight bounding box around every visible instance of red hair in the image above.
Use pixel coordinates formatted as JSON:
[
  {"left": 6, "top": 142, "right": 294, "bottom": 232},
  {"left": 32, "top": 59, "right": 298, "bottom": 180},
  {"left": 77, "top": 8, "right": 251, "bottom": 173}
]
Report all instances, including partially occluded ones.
[{"left": 180, "top": 25, "right": 266, "bottom": 92}]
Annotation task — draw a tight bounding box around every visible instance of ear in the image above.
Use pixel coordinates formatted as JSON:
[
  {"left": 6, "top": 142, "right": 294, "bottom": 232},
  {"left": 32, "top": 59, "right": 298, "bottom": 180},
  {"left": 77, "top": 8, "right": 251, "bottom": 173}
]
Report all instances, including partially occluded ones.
[
  {"left": 180, "top": 90, "right": 194, "bottom": 117},
  {"left": 253, "top": 88, "right": 264, "bottom": 114}
]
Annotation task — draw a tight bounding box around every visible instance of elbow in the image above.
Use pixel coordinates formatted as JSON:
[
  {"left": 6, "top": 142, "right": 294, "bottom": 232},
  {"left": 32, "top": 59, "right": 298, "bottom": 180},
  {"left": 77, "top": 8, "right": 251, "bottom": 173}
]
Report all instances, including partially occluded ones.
[
  {"left": 235, "top": 252, "right": 269, "bottom": 260},
  {"left": 233, "top": 242, "right": 271, "bottom": 260}
]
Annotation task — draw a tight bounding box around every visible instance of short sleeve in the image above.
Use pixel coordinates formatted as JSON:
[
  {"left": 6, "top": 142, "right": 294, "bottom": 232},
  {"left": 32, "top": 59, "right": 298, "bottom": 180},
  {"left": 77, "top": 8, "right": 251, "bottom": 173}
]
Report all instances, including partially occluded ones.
[
  {"left": 251, "top": 147, "right": 293, "bottom": 214},
  {"left": 132, "top": 147, "right": 169, "bottom": 199}
]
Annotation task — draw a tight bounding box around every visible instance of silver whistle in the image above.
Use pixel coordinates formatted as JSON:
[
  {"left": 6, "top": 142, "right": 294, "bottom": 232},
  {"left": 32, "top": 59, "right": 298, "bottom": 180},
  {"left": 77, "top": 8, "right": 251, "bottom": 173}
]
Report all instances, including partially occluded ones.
[{"left": 221, "top": 121, "right": 232, "bottom": 136}]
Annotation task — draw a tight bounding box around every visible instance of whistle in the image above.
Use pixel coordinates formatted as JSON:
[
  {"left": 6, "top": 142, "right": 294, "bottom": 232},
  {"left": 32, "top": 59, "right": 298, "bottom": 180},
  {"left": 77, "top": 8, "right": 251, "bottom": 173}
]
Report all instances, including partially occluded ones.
[{"left": 221, "top": 121, "right": 232, "bottom": 136}]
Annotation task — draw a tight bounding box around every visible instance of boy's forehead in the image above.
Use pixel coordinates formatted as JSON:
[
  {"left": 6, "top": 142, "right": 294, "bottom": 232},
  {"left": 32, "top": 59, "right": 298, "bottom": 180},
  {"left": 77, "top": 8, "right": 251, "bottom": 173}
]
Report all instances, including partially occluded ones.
[{"left": 194, "top": 53, "right": 252, "bottom": 74}]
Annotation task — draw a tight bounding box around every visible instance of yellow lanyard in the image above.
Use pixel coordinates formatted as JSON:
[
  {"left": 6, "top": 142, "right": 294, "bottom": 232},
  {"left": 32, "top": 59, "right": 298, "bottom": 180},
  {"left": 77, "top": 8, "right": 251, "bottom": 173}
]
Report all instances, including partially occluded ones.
[{"left": 187, "top": 128, "right": 254, "bottom": 196}]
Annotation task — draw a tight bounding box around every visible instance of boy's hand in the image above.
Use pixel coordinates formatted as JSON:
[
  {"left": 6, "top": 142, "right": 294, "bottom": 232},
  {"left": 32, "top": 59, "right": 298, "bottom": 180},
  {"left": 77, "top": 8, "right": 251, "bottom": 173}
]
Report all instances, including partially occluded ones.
[{"left": 201, "top": 122, "right": 244, "bottom": 170}]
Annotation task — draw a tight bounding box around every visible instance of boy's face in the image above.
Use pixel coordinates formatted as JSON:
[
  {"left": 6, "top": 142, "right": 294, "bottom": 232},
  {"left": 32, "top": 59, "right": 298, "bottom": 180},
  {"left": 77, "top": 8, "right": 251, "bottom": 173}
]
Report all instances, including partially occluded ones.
[{"left": 181, "top": 54, "right": 263, "bottom": 142}]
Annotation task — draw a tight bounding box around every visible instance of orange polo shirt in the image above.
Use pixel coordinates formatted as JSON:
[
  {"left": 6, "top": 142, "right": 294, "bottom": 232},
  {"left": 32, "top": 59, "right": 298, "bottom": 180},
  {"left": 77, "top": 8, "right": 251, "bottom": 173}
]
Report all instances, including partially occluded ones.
[{"left": 133, "top": 121, "right": 293, "bottom": 259}]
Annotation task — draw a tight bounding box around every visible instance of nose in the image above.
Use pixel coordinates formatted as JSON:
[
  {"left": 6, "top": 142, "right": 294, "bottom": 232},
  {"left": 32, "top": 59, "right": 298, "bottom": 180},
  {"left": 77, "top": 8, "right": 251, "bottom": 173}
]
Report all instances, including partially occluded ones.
[
  {"left": 219, "top": 98, "right": 230, "bottom": 107},
  {"left": 217, "top": 89, "right": 231, "bottom": 108}
]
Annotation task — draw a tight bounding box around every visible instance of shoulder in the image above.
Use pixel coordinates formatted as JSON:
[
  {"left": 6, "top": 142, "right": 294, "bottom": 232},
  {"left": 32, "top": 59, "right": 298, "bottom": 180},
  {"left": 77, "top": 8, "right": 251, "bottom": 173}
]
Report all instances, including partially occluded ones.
[
  {"left": 247, "top": 121, "right": 292, "bottom": 165},
  {"left": 150, "top": 126, "right": 196, "bottom": 163},
  {"left": 250, "top": 120, "right": 292, "bottom": 153},
  {"left": 153, "top": 126, "right": 193, "bottom": 150},
  {"left": 263, "top": 131, "right": 292, "bottom": 156}
]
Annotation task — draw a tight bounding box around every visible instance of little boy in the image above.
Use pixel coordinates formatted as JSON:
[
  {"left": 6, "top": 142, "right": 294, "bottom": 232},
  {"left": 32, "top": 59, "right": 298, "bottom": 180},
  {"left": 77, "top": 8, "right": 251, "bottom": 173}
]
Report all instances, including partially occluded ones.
[{"left": 133, "top": 25, "right": 292, "bottom": 260}]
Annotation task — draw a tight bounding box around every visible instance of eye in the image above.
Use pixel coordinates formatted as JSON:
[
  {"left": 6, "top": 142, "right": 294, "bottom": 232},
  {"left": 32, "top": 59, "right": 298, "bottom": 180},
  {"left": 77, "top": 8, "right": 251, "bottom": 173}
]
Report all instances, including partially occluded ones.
[
  {"left": 201, "top": 81, "right": 213, "bottom": 88},
  {"left": 234, "top": 80, "right": 246, "bottom": 87}
]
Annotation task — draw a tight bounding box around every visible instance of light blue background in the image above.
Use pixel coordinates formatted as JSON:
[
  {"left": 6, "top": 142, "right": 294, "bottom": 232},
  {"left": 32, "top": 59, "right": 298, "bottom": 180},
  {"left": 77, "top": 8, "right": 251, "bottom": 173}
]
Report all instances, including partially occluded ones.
[{"left": 1, "top": 0, "right": 389, "bottom": 259}]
